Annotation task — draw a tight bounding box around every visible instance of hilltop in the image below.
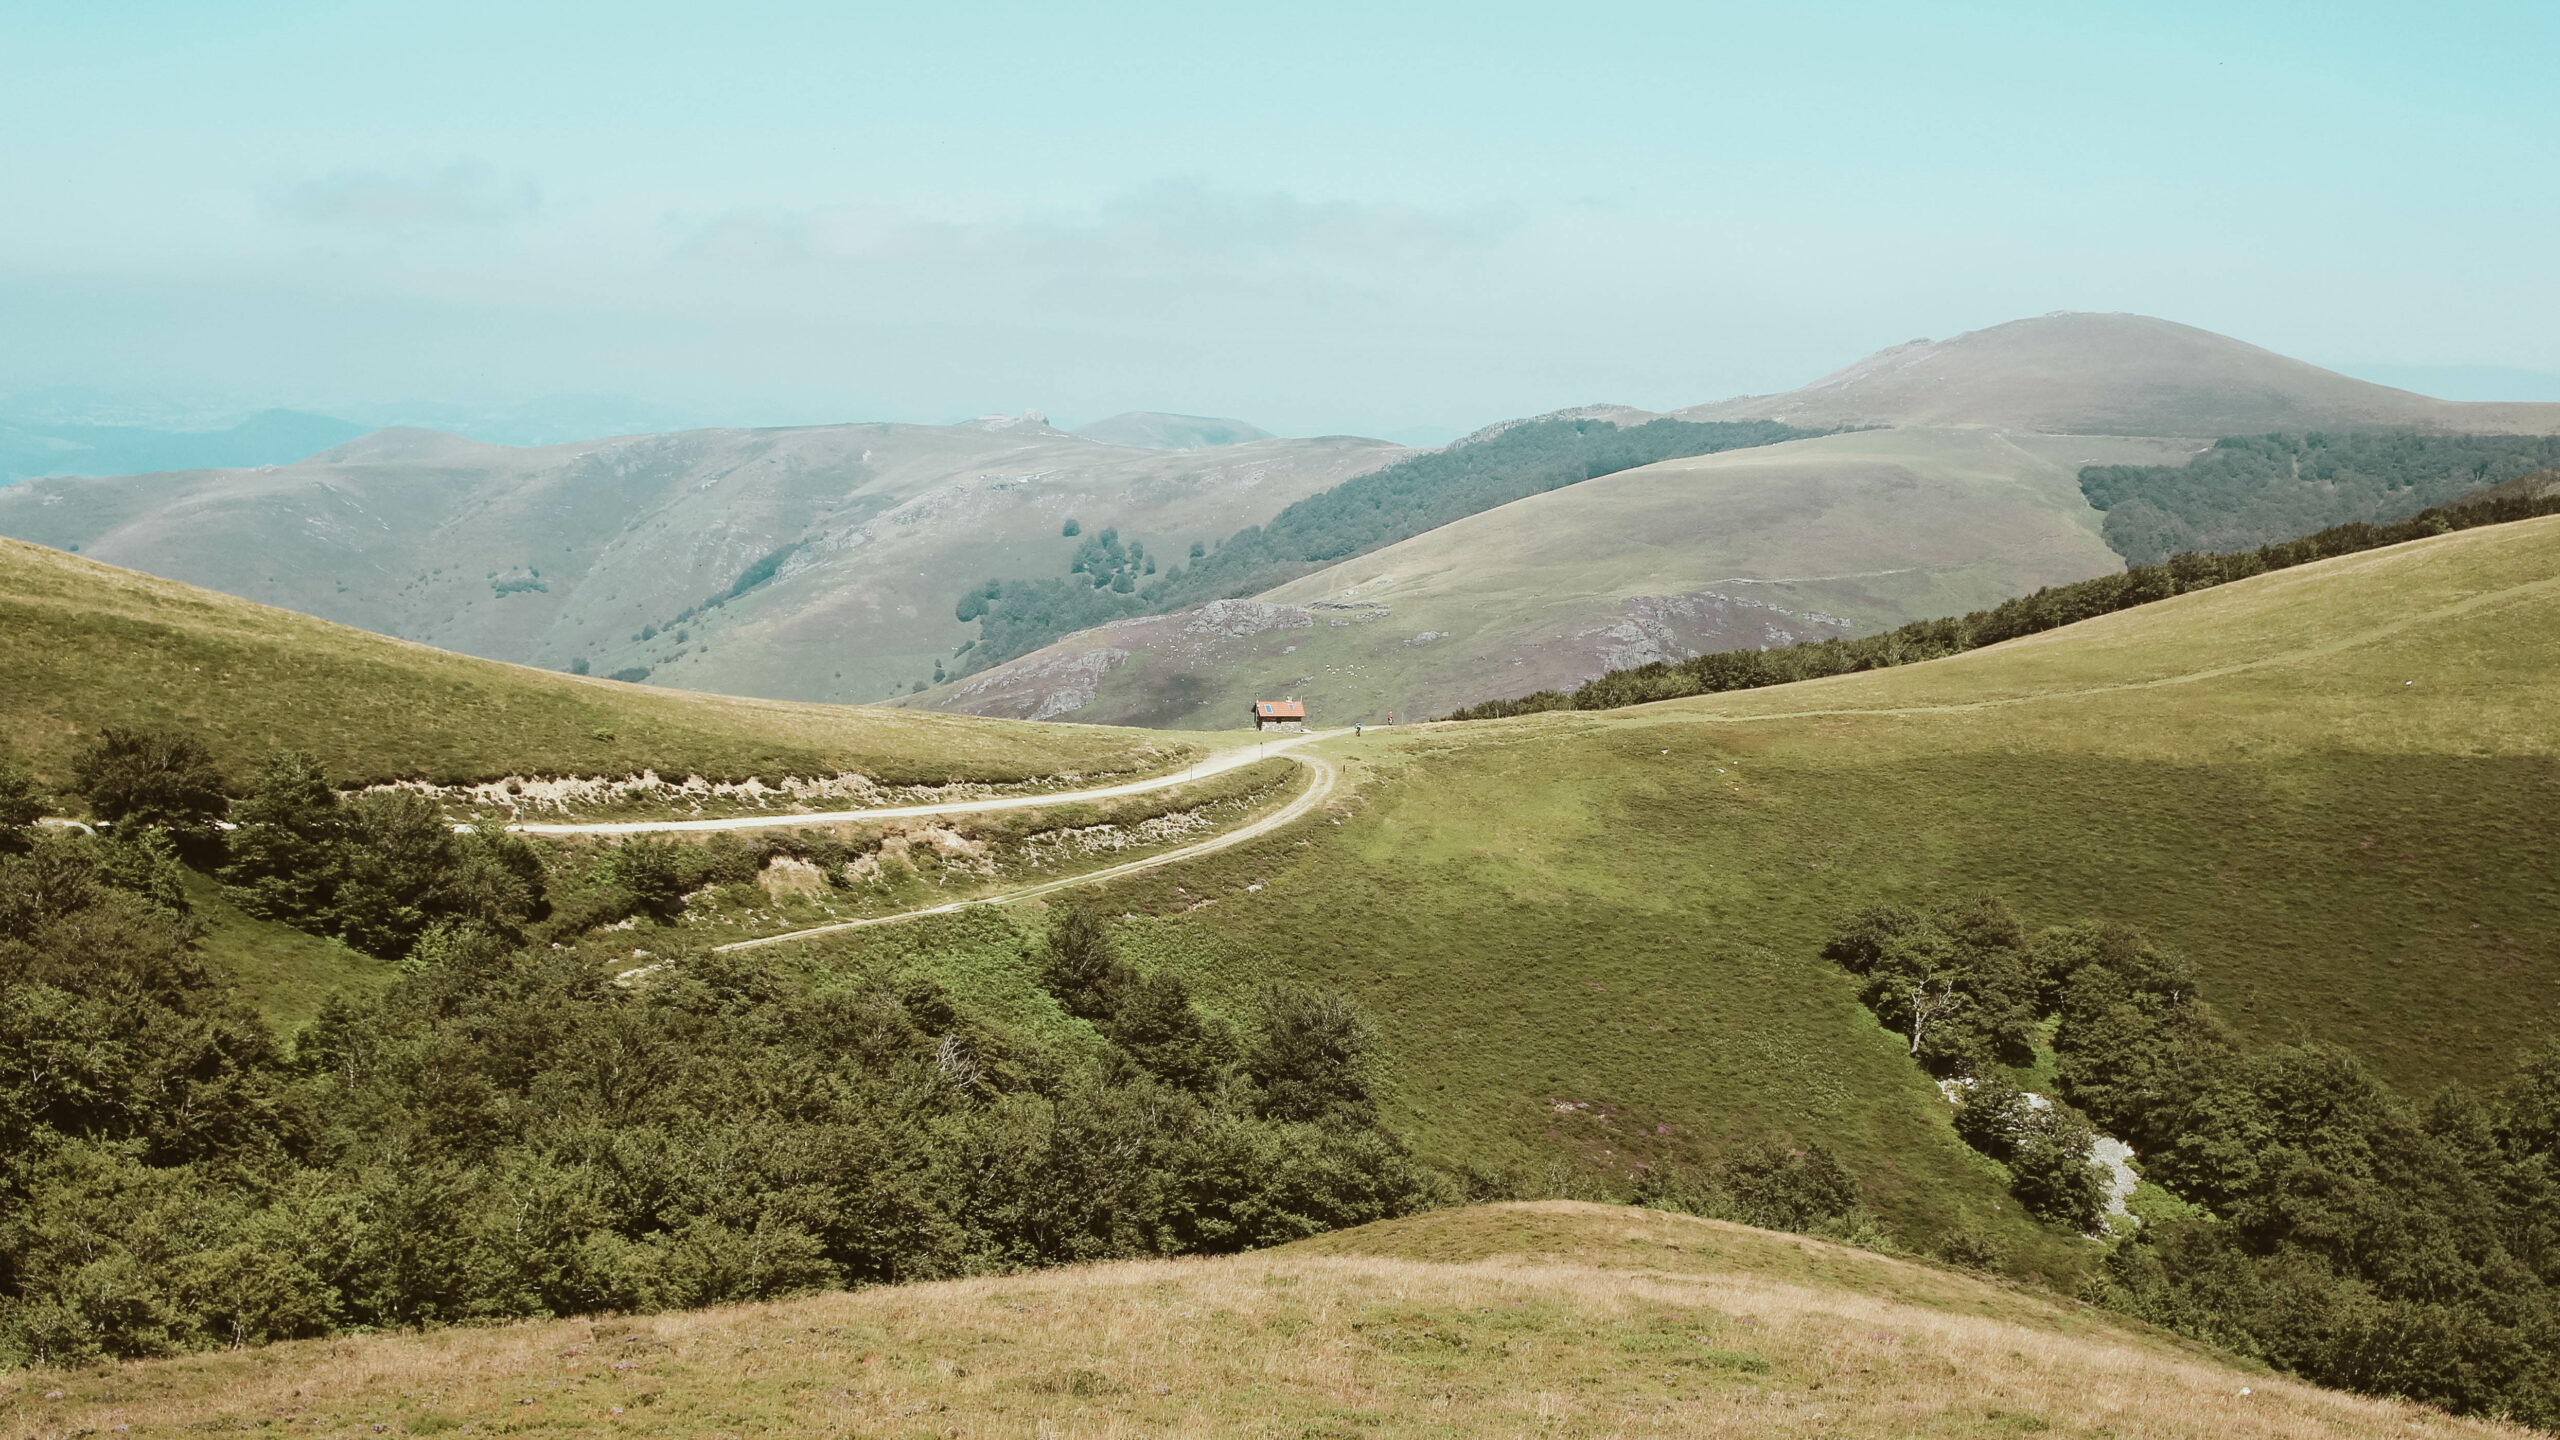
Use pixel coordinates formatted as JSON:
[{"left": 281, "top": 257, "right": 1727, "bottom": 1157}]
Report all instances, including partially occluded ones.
[
  {"left": 1681, "top": 311, "right": 2560, "bottom": 435},
  {"left": 0, "top": 417, "right": 1403, "bottom": 705},
  {"left": 5, "top": 1203, "right": 2514, "bottom": 1440},
  {"left": 0, "top": 535, "right": 1183, "bottom": 788},
  {"left": 1068, "top": 411, "right": 1274, "bottom": 449}
]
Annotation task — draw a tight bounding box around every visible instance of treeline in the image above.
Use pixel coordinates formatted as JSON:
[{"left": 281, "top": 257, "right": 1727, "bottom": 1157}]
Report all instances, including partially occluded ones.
[
  {"left": 34, "top": 727, "right": 1074, "bottom": 961},
  {"left": 949, "top": 526, "right": 1170, "bottom": 674},
  {"left": 954, "top": 417, "right": 1822, "bottom": 675},
  {"left": 2084, "top": 431, "right": 2560, "bottom": 565},
  {"left": 1448, "top": 476, "right": 2560, "bottom": 721},
  {"left": 0, "top": 749, "right": 1428, "bottom": 1364},
  {"left": 1825, "top": 897, "right": 2560, "bottom": 1425}
]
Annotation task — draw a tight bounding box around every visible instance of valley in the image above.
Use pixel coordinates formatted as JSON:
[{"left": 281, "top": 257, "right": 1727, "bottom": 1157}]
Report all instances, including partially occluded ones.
[
  {"left": 8, "top": 314, "right": 2560, "bottom": 1433},
  {"left": 20, "top": 13, "right": 2560, "bottom": 1432},
  {"left": 8, "top": 492, "right": 2557, "bottom": 1427}
]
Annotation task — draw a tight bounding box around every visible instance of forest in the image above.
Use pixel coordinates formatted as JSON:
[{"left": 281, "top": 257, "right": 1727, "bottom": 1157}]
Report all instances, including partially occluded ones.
[
  {"left": 1825, "top": 896, "right": 2560, "bottom": 1426},
  {"left": 1449, "top": 474, "right": 2560, "bottom": 720},
  {"left": 0, "top": 732, "right": 1895, "bottom": 1367},
  {"left": 0, "top": 778, "right": 1431, "bottom": 1363},
  {"left": 953, "top": 416, "right": 1819, "bottom": 674},
  {"left": 2083, "top": 431, "right": 2560, "bottom": 564}
]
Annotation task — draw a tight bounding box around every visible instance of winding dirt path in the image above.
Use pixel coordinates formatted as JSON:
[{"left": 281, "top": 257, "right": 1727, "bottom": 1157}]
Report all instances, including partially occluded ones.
[
  {"left": 501, "top": 729, "right": 1342, "bottom": 836},
  {"left": 711, "top": 747, "right": 1339, "bottom": 952}
]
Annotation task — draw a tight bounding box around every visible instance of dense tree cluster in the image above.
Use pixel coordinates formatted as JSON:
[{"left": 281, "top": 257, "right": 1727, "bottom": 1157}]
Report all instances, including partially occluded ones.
[
  {"left": 1450, "top": 478, "right": 2560, "bottom": 720},
  {"left": 1823, "top": 898, "right": 2560, "bottom": 1425},
  {"left": 219, "top": 752, "right": 548, "bottom": 958},
  {"left": 2083, "top": 432, "right": 2560, "bottom": 565},
  {"left": 0, "top": 764, "right": 1428, "bottom": 1367},
  {"left": 954, "top": 417, "right": 1821, "bottom": 674}
]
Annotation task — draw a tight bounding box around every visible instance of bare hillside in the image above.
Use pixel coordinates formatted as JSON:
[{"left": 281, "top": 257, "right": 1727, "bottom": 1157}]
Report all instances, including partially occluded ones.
[{"left": 1682, "top": 311, "right": 2560, "bottom": 436}]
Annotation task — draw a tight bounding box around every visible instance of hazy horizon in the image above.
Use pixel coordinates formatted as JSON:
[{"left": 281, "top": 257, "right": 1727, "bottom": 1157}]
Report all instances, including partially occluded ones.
[{"left": 8, "top": 2, "right": 2559, "bottom": 444}]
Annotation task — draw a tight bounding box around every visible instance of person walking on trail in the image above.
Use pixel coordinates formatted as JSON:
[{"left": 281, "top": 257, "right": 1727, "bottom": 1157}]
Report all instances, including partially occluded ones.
[{"left": 1355, "top": 722, "right": 1363, "bottom": 737}]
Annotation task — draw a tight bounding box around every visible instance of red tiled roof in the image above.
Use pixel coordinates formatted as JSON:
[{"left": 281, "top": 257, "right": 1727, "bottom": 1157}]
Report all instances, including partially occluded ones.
[{"left": 1253, "top": 700, "right": 1306, "bottom": 719}]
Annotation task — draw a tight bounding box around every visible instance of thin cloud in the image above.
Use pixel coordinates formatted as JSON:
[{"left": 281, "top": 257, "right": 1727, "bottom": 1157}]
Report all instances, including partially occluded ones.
[
  {"left": 680, "top": 183, "right": 1510, "bottom": 296},
  {"left": 269, "top": 163, "right": 539, "bottom": 236}
]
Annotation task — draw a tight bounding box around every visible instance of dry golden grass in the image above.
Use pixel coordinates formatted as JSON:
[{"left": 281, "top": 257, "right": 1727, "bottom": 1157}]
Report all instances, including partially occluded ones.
[{"left": 2, "top": 1204, "right": 2513, "bottom": 1439}]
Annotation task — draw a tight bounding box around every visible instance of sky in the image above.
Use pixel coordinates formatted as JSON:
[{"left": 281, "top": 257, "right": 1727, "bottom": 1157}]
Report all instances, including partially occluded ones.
[{"left": 5, "top": 0, "right": 2559, "bottom": 443}]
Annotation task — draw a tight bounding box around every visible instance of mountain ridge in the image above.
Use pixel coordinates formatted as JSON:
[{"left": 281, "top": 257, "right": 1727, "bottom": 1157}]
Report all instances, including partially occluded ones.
[
  {"left": 923, "top": 312, "right": 2560, "bottom": 726},
  {"left": 1679, "top": 311, "right": 2560, "bottom": 435},
  {"left": 0, "top": 418, "right": 1408, "bottom": 705}
]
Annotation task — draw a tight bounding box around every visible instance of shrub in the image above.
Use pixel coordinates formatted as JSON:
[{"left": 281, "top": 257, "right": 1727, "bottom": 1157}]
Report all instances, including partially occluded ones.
[
  {"left": 2005, "top": 1102, "right": 2109, "bottom": 1231},
  {"left": 0, "top": 752, "right": 43, "bottom": 852},
  {"left": 221, "top": 751, "right": 347, "bottom": 924},
  {"left": 71, "top": 726, "right": 228, "bottom": 844},
  {"left": 1248, "top": 984, "right": 1377, "bottom": 1126},
  {"left": 605, "top": 836, "right": 690, "bottom": 921}
]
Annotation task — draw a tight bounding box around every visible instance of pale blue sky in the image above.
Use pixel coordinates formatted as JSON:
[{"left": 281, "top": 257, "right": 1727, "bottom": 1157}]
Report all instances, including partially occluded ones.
[{"left": 5, "top": 1, "right": 2556, "bottom": 440}]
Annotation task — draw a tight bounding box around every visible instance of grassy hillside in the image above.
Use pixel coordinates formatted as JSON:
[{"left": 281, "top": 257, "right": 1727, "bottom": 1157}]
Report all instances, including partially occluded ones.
[
  {"left": 0, "top": 536, "right": 1186, "bottom": 788},
  {"left": 947, "top": 414, "right": 1820, "bottom": 681},
  {"left": 922, "top": 427, "right": 2172, "bottom": 726},
  {"left": 8, "top": 1202, "right": 2513, "bottom": 1440},
  {"left": 0, "top": 418, "right": 1403, "bottom": 705},
  {"left": 859, "top": 515, "right": 2559, "bottom": 1247},
  {"left": 1681, "top": 310, "right": 2560, "bottom": 435}
]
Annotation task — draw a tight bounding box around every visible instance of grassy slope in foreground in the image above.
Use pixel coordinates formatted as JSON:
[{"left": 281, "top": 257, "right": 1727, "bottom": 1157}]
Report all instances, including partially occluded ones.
[
  {"left": 846, "top": 516, "right": 2560, "bottom": 1258},
  {"left": 0, "top": 536, "right": 1186, "bottom": 788},
  {"left": 7, "top": 1203, "right": 2517, "bottom": 1440}
]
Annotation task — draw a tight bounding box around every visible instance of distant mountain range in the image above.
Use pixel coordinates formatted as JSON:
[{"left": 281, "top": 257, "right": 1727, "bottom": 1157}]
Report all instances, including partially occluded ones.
[
  {"left": 913, "top": 313, "right": 2560, "bottom": 726},
  {"left": 0, "top": 414, "right": 1399, "bottom": 704},
  {"left": 11, "top": 311, "right": 2560, "bottom": 728},
  {"left": 0, "top": 409, "right": 370, "bottom": 486},
  {"left": 1069, "top": 412, "right": 1274, "bottom": 450}
]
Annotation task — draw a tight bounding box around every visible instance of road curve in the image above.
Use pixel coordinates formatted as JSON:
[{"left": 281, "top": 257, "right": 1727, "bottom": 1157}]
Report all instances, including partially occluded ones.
[
  {"left": 495, "top": 729, "right": 1344, "bottom": 836},
  {"left": 712, "top": 749, "right": 1338, "bottom": 953}
]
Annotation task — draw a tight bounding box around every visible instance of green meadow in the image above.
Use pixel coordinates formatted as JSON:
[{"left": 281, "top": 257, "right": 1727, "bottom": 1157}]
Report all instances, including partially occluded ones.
[{"left": 801, "top": 514, "right": 2560, "bottom": 1270}]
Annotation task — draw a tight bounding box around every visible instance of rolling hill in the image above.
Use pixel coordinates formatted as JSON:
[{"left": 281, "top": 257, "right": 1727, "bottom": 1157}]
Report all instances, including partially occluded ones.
[
  {"left": 929, "top": 312, "right": 2560, "bottom": 725},
  {"left": 0, "top": 535, "right": 1186, "bottom": 788},
  {"left": 1682, "top": 311, "right": 2560, "bottom": 435},
  {"left": 9, "top": 486, "right": 2557, "bottom": 1425},
  {"left": 847, "top": 512, "right": 2560, "bottom": 1242},
  {"left": 8, "top": 1203, "right": 2514, "bottom": 1440},
  {"left": 919, "top": 427, "right": 2186, "bottom": 725},
  {"left": 0, "top": 415, "right": 1404, "bottom": 706}
]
